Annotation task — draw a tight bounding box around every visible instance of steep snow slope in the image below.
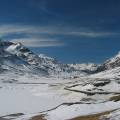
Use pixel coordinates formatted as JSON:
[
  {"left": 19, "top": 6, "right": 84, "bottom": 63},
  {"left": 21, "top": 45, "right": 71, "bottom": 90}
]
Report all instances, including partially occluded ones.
[
  {"left": 97, "top": 51, "right": 120, "bottom": 72},
  {"left": 104, "top": 51, "right": 120, "bottom": 69},
  {"left": 0, "top": 42, "right": 48, "bottom": 76}
]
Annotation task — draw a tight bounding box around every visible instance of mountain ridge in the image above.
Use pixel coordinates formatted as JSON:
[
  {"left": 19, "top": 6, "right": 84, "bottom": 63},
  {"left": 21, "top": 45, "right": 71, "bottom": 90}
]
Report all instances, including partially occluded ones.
[
  {"left": 0, "top": 40, "right": 120, "bottom": 78},
  {"left": 0, "top": 40, "right": 98, "bottom": 77}
]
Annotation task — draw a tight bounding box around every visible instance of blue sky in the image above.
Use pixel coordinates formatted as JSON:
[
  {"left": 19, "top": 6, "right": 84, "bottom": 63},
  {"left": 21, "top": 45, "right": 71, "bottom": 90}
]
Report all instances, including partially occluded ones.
[{"left": 0, "top": 0, "right": 120, "bottom": 63}]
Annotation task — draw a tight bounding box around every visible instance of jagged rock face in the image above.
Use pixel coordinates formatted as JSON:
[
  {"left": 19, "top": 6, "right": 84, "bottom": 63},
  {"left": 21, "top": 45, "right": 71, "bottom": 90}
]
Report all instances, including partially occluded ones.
[{"left": 104, "top": 52, "right": 120, "bottom": 69}]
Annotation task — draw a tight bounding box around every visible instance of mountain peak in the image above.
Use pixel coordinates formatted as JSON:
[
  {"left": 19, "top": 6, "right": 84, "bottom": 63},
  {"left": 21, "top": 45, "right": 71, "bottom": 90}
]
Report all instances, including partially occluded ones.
[
  {"left": 115, "top": 51, "right": 120, "bottom": 57},
  {"left": 105, "top": 51, "right": 120, "bottom": 65},
  {"left": 96, "top": 51, "right": 120, "bottom": 71}
]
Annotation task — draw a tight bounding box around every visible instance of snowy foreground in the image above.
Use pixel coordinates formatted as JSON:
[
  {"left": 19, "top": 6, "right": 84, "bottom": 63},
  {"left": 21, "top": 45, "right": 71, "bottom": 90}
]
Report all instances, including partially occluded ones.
[{"left": 0, "top": 68, "right": 120, "bottom": 120}]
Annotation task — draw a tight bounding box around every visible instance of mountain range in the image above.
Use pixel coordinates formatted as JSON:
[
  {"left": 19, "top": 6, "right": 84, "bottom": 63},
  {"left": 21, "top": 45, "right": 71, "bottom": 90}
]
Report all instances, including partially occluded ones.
[
  {"left": 0, "top": 40, "right": 99, "bottom": 77},
  {"left": 1, "top": 40, "right": 120, "bottom": 78}
]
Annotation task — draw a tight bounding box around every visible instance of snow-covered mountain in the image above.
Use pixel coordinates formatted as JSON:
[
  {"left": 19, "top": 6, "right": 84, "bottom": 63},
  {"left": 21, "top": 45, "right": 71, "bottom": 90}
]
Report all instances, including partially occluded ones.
[
  {"left": 0, "top": 40, "right": 98, "bottom": 77},
  {"left": 1, "top": 40, "right": 120, "bottom": 78},
  {"left": 0, "top": 41, "right": 49, "bottom": 75},
  {"left": 96, "top": 52, "right": 120, "bottom": 72}
]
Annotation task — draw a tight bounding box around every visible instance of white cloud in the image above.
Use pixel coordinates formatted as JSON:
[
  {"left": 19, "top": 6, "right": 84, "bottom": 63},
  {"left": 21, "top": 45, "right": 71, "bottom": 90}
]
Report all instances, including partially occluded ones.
[
  {"left": 0, "top": 24, "right": 64, "bottom": 47},
  {"left": 11, "top": 38, "right": 64, "bottom": 47},
  {"left": 0, "top": 24, "right": 117, "bottom": 38},
  {"left": 0, "top": 23, "right": 118, "bottom": 47},
  {"left": 0, "top": 24, "right": 31, "bottom": 36},
  {"left": 66, "top": 31, "right": 116, "bottom": 37}
]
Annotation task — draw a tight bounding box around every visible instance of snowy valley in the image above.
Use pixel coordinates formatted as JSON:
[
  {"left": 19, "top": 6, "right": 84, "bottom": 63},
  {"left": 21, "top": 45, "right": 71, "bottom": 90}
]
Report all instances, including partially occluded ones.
[{"left": 0, "top": 40, "right": 120, "bottom": 120}]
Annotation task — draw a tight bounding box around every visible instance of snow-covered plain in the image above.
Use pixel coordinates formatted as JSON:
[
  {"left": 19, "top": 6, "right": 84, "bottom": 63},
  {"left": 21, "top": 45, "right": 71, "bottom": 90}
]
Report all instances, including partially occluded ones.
[
  {"left": 0, "top": 72, "right": 87, "bottom": 119},
  {"left": 0, "top": 70, "right": 120, "bottom": 120}
]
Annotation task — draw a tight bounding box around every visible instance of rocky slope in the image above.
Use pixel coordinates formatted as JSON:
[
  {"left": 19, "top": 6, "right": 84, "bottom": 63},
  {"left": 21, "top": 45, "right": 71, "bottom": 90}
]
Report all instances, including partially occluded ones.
[{"left": 96, "top": 52, "right": 120, "bottom": 72}]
